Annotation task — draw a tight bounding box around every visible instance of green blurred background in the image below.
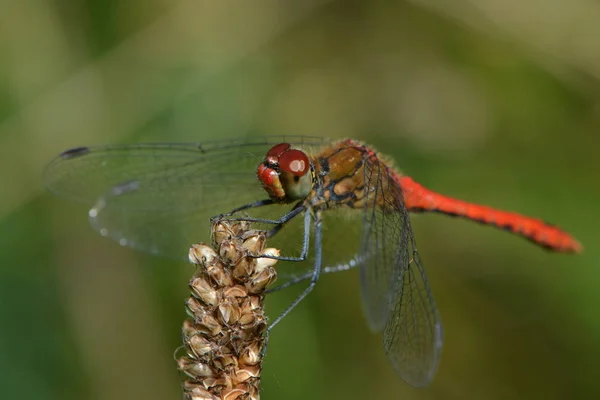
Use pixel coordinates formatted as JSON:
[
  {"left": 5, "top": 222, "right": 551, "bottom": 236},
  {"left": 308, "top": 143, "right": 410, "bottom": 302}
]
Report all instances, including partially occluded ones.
[{"left": 1, "top": 1, "right": 599, "bottom": 399}]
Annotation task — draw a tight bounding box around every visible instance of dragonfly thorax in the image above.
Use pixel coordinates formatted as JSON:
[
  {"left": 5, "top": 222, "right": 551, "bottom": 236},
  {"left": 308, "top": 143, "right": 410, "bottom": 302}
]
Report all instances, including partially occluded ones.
[{"left": 257, "top": 143, "right": 313, "bottom": 203}]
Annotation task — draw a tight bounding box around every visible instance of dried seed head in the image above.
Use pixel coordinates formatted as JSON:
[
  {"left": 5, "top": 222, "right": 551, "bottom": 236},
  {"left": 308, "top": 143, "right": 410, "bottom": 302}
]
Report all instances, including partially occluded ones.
[
  {"left": 255, "top": 248, "right": 280, "bottom": 272},
  {"left": 187, "top": 334, "right": 215, "bottom": 358},
  {"left": 247, "top": 267, "right": 278, "bottom": 294},
  {"left": 179, "top": 220, "right": 278, "bottom": 400},
  {"left": 189, "top": 244, "right": 218, "bottom": 266},
  {"left": 212, "top": 223, "right": 233, "bottom": 245},
  {"left": 237, "top": 313, "right": 257, "bottom": 330},
  {"left": 196, "top": 312, "right": 222, "bottom": 337},
  {"left": 239, "top": 342, "right": 262, "bottom": 366},
  {"left": 231, "top": 256, "right": 255, "bottom": 279},
  {"left": 178, "top": 357, "right": 214, "bottom": 378},
  {"left": 182, "top": 319, "right": 200, "bottom": 339},
  {"left": 223, "top": 285, "right": 247, "bottom": 298},
  {"left": 222, "top": 388, "right": 247, "bottom": 400},
  {"left": 185, "top": 297, "right": 205, "bottom": 317},
  {"left": 219, "top": 240, "right": 241, "bottom": 264},
  {"left": 191, "top": 277, "right": 219, "bottom": 307},
  {"left": 234, "top": 365, "right": 261, "bottom": 383},
  {"left": 213, "top": 352, "right": 238, "bottom": 370},
  {"left": 212, "top": 220, "right": 252, "bottom": 244},
  {"left": 218, "top": 300, "right": 241, "bottom": 325},
  {"left": 241, "top": 233, "right": 266, "bottom": 253},
  {"left": 185, "top": 383, "right": 219, "bottom": 400},
  {"left": 205, "top": 264, "right": 233, "bottom": 287},
  {"left": 247, "top": 295, "right": 261, "bottom": 311}
]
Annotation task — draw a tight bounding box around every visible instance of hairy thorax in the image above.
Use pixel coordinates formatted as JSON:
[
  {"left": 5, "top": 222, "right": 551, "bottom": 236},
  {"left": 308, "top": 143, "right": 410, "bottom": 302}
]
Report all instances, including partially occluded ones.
[{"left": 307, "top": 140, "right": 400, "bottom": 213}]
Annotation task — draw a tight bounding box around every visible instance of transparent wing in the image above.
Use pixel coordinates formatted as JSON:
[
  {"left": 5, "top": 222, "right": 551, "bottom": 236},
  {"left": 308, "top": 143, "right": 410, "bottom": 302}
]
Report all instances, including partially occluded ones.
[
  {"left": 382, "top": 226, "right": 443, "bottom": 387},
  {"left": 358, "top": 156, "right": 442, "bottom": 387},
  {"left": 358, "top": 156, "right": 406, "bottom": 331},
  {"left": 44, "top": 135, "right": 328, "bottom": 258}
]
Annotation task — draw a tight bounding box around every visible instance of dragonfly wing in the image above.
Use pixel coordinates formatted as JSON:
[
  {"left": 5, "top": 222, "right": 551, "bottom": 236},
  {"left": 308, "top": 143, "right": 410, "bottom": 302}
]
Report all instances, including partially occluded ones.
[
  {"left": 85, "top": 174, "right": 263, "bottom": 258},
  {"left": 44, "top": 136, "right": 327, "bottom": 258},
  {"left": 358, "top": 155, "right": 407, "bottom": 331},
  {"left": 358, "top": 156, "right": 442, "bottom": 386},
  {"left": 44, "top": 136, "right": 327, "bottom": 205},
  {"left": 382, "top": 225, "right": 443, "bottom": 387}
]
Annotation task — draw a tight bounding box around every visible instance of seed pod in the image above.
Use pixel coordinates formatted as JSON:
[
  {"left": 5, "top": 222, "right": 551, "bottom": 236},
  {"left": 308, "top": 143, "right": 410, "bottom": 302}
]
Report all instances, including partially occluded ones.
[
  {"left": 179, "top": 220, "right": 278, "bottom": 400},
  {"left": 241, "top": 233, "right": 266, "bottom": 254},
  {"left": 218, "top": 300, "right": 241, "bottom": 325},
  {"left": 231, "top": 256, "right": 255, "bottom": 279},
  {"left": 254, "top": 248, "right": 280, "bottom": 272},
  {"left": 239, "top": 342, "right": 262, "bottom": 366},
  {"left": 247, "top": 268, "right": 277, "bottom": 294},
  {"left": 191, "top": 277, "right": 219, "bottom": 307},
  {"left": 188, "top": 244, "right": 218, "bottom": 266}
]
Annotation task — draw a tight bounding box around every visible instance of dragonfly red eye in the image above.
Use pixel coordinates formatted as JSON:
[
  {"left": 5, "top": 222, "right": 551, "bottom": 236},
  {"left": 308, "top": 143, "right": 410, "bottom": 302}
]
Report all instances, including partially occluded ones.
[
  {"left": 266, "top": 143, "right": 291, "bottom": 158},
  {"left": 279, "top": 149, "right": 309, "bottom": 176}
]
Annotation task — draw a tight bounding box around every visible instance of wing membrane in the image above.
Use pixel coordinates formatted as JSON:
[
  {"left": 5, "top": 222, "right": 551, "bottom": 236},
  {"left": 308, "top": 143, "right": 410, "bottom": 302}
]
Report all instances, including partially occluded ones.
[
  {"left": 44, "top": 135, "right": 327, "bottom": 258},
  {"left": 382, "top": 225, "right": 443, "bottom": 387},
  {"left": 358, "top": 155, "right": 406, "bottom": 330},
  {"left": 358, "top": 154, "right": 442, "bottom": 387}
]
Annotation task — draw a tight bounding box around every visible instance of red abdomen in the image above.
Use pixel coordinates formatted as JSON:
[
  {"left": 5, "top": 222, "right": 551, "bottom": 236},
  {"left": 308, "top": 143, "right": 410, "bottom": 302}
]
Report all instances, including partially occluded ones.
[{"left": 397, "top": 176, "right": 582, "bottom": 253}]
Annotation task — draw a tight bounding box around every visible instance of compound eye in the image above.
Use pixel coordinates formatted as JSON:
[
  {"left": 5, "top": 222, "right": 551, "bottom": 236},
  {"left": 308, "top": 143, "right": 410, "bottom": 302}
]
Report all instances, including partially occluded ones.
[
  {"left": 279, "top": 149, "right": 309, "bottom": 177},
  {"left": 266, "top": 143, "right": 291, "bottom": 158}
]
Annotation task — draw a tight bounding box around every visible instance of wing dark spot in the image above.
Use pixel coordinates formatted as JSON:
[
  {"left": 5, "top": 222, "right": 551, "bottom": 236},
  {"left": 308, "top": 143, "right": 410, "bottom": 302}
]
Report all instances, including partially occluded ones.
[{"left": 60, "top": 146, "right": 90, "bottom": 159}]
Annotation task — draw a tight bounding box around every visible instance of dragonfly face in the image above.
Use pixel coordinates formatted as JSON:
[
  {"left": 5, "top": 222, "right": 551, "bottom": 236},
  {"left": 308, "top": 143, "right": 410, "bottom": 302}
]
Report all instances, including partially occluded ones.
[{"left": 257, "top": 143, "right": 313, "bottom": 203}]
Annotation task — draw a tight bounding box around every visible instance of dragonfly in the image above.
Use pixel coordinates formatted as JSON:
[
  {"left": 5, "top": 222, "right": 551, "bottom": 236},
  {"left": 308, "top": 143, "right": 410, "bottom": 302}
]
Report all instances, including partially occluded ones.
[{"left": 44, "top": 136, "right": 581, "bottom": 387}]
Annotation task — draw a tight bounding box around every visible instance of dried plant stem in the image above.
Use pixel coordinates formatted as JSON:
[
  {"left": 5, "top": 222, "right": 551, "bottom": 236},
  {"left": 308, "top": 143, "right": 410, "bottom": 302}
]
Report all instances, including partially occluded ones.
[{"left": 177, "top": 220, "right": 279, "bottom": 400}]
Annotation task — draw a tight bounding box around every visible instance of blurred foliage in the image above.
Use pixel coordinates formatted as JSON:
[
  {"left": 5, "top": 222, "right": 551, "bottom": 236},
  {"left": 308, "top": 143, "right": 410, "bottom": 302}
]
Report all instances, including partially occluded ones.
[{"left": 1, "top": 0, "right": 599, "bottom": 399}]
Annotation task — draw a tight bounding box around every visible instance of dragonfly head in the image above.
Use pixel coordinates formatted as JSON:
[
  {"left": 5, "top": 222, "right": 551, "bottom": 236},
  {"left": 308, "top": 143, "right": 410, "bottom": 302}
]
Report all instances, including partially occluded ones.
[{"left": 257, "top": 143, "right": 313, "bottom": 202}]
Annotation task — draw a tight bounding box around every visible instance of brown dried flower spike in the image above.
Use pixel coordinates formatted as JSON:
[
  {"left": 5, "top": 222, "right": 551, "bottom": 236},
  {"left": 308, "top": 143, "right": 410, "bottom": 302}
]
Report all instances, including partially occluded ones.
[{"left": 177, "top": 220, "right": 279, "bottom": 400}]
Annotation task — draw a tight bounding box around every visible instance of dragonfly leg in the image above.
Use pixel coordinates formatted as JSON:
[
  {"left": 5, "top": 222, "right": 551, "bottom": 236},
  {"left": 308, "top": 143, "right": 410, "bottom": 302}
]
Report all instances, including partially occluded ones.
[
  {"left": 266, "top": 211, "right": 323, "bottom": 333},
  {"left": 265, "top": 223, "right": 285, "bottom": 239},
  {"left": 217, "top": 202, "right": 305, "bottom": 226},
  {"left": 263, "top": 201, "right": 306, "bottom": 239},
  {"left": 255, "top": 209, "right": 311, "bottom": 263},
  {"left": 216, "top": 203, "right": 310, "bottom": 262},
  {"left": 266, "top": 256, "right": 361, "bottom": 293},
  {"left": 210, "top": 199, "right": 275, "bottom": 222}
]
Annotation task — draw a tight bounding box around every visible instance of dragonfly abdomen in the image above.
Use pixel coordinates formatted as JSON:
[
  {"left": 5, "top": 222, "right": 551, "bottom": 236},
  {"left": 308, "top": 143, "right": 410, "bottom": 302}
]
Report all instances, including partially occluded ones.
[{"left": 396, "top": 176, "right": 582, "bottom": 253}]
